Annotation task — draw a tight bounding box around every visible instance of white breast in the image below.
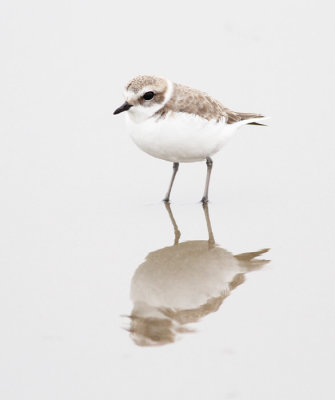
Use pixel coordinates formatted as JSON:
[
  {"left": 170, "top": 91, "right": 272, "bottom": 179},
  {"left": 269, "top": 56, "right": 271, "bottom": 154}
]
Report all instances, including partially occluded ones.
[{"left": 125, "top": 111, "right": 239, "bottom": 163}]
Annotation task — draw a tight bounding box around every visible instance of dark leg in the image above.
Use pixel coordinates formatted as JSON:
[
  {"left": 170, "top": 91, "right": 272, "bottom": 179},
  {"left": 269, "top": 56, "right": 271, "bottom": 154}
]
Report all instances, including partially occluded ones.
[
  {"left": 201, "top": 157, "right": 213, "bottom": 203},
  {"left": 163, "top": 162, "right": 179, "bottom": 202},
  {"left": 164, "top": 202, "right": 181, "bottom": 245}
]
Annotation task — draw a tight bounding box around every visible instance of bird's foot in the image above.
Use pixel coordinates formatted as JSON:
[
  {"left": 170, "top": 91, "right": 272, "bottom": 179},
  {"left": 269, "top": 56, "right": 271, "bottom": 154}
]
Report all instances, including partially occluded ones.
[{"left": 201, "top": 196, "right": 209, "bottom": 204}]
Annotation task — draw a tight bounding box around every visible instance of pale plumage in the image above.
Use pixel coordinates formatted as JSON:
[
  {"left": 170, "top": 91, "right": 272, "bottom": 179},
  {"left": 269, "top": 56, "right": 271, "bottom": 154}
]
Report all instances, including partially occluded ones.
[
  {"left": 114, "top": 75, "right": 267, "bottom": 202},
  {"left": 127, "top": 111, "right": 237, "bottom": 163}
]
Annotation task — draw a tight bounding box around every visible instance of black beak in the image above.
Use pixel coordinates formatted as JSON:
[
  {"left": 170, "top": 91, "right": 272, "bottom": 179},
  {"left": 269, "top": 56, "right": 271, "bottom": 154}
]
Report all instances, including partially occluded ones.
[{"left": 113, "top": 101, "right": 133, "bottom": 115}]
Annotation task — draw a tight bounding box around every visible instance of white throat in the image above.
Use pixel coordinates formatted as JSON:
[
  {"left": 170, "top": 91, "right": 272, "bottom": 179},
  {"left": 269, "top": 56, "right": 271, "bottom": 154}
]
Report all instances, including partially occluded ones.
[{"left": 127, "top": 79, "right": 174, "bottom": 123}]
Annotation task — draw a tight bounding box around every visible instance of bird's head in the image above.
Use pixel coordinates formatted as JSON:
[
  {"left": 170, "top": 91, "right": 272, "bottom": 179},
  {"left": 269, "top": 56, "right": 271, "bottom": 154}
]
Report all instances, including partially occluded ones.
[{"left": 113, "top": 75, "right": 173, "bottom": 122}]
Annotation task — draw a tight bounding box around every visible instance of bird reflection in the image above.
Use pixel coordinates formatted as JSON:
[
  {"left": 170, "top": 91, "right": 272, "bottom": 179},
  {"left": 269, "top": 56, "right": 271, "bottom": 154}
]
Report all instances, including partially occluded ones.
[{"left": 128, "top": 203, "right": 270, "bottom": 347}]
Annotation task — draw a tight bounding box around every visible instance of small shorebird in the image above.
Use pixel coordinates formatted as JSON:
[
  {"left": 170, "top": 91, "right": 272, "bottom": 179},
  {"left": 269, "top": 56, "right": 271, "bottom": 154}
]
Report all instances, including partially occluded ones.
[{"left": 114, "top": 75, "right": 267, "bottom": 202}]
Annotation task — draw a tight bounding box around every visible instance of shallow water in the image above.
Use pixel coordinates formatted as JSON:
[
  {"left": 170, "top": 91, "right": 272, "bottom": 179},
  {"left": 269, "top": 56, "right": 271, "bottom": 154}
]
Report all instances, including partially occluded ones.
[
  {"left": 1, "top": 1, "right": 335, "bottom": 399},
  {"left": 128, "top": 203, "right": 270, "bottom": 346}
]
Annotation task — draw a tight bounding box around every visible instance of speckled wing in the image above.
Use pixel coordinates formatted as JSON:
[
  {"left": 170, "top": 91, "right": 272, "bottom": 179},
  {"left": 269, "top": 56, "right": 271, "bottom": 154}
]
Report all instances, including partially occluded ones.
[{"left": 155, "top": 83, "right": 263, "bottom": 124}]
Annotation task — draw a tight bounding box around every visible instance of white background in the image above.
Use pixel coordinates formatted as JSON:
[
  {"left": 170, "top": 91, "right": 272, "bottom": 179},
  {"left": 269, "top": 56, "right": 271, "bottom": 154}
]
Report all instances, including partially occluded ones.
[{"left": 1, "top": 1, "right": 334, "bottom": 399}]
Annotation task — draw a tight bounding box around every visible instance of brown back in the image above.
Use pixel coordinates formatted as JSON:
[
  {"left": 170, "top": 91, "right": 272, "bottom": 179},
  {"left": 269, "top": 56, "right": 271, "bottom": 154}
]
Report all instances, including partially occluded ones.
[{"left": 155, "top": 83, "right": 263, "bottom": 124}]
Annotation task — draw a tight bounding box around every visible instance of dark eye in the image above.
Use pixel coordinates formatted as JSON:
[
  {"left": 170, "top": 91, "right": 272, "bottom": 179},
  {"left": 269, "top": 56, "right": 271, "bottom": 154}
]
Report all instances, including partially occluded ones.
[{"left": 143, "top": 91, "right": 155, "bottom": 100}]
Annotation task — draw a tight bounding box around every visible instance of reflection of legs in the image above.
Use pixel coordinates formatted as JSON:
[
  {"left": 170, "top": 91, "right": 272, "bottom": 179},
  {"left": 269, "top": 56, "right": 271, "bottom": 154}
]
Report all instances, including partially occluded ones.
[
  {"left": 202, "top": 202, "right": 215, "bottom": 249},
  {"left": 163, "top": 162, "right": 179, "bottom": 203},
  {"left": 164, "top": 202, "right": 181, "bottom": 245},
  {"left": 201, "top": 157, "right": 213, "bottom": 203}
]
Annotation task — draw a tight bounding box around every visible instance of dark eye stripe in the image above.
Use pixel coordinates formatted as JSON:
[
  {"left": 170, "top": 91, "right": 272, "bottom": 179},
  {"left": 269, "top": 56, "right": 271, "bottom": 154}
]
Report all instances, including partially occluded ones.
[{"left": 143, "top": 91, "right": 155, "bottom": 100}]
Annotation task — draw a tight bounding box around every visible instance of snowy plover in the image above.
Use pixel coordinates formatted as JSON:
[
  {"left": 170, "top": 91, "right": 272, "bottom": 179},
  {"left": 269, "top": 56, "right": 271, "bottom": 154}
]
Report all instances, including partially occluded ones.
[{"left": 114, "top": 75, "right": 267, "bottom": 202}]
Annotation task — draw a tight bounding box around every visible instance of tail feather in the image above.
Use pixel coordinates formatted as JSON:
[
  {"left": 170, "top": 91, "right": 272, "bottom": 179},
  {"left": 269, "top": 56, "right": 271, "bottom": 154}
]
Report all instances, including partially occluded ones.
[
  {"left": 226, "top": 110, "right": 269, "bottom": 126},
  {"left": 237, "top": 112, "right": 264, "bottom": 121},
  {"left": 237, "top": 112, "right": 268, "bottom": 126},
  {"left": 247, "top": 121, "right": 268, "bottom": 126}
]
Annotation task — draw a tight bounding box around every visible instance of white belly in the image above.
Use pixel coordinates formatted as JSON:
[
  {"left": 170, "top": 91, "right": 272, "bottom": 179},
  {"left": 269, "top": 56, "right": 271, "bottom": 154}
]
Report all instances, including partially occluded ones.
[{"left": 126, "top": 112, "right": 238, "bottom": 163}]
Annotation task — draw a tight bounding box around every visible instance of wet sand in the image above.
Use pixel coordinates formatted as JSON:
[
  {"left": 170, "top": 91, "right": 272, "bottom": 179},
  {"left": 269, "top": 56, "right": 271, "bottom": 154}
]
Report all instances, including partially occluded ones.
[{"left": 1, "top": 1, "right": 334, "bottom": 399}]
